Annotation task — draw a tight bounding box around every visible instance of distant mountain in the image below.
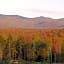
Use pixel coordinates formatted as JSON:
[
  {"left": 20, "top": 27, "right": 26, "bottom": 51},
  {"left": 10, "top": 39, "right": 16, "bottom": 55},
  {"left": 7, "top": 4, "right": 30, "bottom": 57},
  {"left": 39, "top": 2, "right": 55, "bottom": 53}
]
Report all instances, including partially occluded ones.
[
  {"left": 57, "top": 18, "right": 64, "bottom": 21},
  {"left": 0, "top": 14, "right": 64, "bottom": 29}
]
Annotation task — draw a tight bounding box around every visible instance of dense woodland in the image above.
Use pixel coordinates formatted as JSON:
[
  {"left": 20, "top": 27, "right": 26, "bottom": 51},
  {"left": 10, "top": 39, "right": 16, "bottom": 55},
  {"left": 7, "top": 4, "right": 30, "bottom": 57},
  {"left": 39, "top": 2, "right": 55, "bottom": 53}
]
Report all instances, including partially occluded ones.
[{"left": 0, "top": 29, "right": 64, "bottom": 64}]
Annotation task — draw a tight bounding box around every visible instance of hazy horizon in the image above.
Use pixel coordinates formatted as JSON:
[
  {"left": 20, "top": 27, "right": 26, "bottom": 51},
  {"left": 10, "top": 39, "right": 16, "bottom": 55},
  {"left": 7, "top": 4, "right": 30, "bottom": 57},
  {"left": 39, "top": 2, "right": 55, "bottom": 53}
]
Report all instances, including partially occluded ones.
[
  {"left": 0, "top": 0, "right": 64, "bottom": 19},
  {"left": 0, "top": 14, "right": 64, "bottom": 19}
]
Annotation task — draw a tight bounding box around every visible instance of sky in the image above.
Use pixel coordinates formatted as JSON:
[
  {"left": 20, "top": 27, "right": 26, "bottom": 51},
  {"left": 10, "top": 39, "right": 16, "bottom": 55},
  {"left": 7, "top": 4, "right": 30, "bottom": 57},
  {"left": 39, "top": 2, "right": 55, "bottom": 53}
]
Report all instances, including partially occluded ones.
[{"left": 0, "top": 0, "right": 64, "bottom": 19}]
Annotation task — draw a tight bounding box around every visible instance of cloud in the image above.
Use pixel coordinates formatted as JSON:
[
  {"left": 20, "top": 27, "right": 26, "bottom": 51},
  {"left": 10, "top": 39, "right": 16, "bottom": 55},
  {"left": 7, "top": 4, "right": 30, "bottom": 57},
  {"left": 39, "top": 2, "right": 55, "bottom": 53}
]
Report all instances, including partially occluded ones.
[{"left": 26, "top": 8, "right": 64, "bottom": 15}]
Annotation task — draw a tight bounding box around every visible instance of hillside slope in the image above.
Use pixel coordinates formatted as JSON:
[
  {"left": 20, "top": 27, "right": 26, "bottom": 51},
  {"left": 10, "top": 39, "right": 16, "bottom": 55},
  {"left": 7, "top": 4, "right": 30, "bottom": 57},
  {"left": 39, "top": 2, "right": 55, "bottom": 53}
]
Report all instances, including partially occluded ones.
[{"left": 0, "top": 14, "right": 64, "bottom": 29}]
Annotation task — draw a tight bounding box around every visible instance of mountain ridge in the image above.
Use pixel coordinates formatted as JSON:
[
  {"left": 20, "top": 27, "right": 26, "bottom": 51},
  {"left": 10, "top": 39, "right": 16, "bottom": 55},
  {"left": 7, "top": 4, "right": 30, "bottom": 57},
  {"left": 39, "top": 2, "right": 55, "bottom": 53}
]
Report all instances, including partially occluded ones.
[{"left": 0, "top": 14, "right": 64, "bottom": 29}]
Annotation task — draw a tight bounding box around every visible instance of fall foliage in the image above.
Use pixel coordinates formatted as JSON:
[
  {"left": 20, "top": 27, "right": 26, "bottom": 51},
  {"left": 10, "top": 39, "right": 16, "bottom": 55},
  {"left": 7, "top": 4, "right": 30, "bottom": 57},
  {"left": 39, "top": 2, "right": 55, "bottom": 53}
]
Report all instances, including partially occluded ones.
[{"left": 0, "top": 29, "right": 64, "bottom": 64}]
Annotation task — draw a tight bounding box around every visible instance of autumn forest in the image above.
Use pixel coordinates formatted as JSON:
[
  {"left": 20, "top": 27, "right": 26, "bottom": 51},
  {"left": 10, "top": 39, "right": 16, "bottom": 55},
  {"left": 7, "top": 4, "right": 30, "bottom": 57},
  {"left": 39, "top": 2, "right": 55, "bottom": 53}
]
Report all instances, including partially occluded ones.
[{"left": 0, "top": 29, "right": 64, "bottom": 64}]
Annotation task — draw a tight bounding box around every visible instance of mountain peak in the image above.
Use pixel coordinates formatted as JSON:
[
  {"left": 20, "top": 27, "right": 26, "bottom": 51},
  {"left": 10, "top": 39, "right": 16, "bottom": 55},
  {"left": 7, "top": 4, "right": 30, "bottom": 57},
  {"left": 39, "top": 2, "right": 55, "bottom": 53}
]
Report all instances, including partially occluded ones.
[{"left": 0, "top": 14, "right": 63, "bottom": 29}]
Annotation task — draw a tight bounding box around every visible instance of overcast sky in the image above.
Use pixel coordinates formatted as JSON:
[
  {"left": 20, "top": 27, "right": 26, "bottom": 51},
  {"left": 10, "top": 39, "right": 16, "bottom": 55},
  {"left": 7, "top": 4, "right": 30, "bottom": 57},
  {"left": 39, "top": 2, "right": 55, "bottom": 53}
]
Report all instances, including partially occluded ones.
[{"left": 0, "top": 0, "right": 64, "bottom": 19}]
